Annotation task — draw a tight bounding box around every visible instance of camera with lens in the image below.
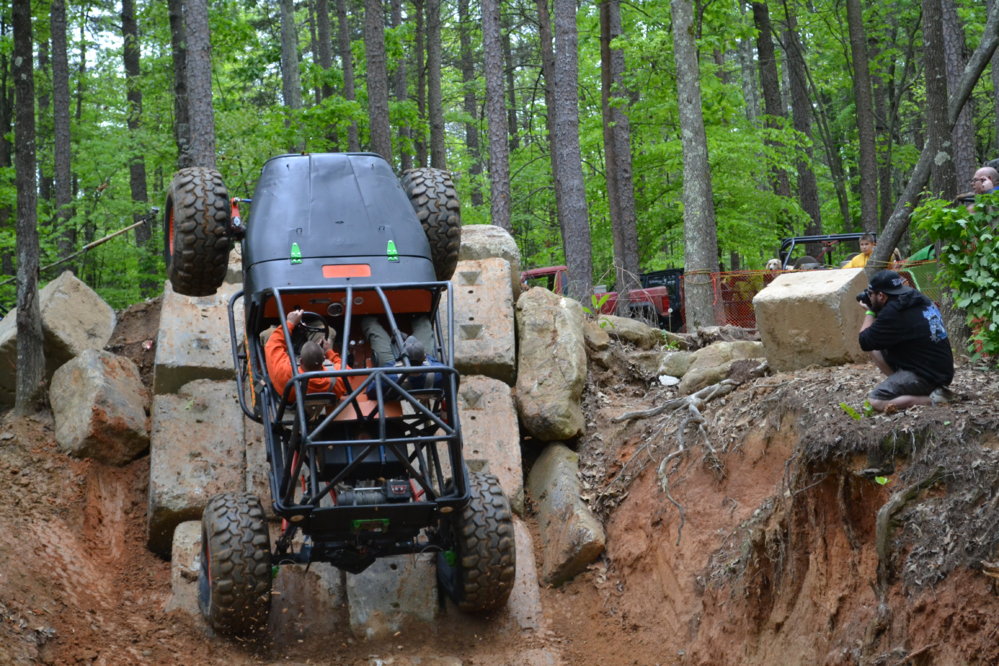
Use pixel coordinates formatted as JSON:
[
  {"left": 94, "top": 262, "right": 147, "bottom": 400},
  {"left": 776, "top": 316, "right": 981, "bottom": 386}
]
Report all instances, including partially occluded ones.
[{"left": 856, "top": 289, "right": 872, "bottom": 308}]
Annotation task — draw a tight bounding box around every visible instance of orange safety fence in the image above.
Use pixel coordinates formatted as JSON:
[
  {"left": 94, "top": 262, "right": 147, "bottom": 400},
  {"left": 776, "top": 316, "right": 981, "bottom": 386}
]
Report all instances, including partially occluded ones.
[{"left": 679, "top": 260, "right": 945, "bottom": 330}]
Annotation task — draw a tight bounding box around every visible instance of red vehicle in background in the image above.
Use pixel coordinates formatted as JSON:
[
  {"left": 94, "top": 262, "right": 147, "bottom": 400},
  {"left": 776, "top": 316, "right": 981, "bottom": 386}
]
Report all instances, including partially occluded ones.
[{"left": 521, "top": 265, "right": 684, "bottom": 332}]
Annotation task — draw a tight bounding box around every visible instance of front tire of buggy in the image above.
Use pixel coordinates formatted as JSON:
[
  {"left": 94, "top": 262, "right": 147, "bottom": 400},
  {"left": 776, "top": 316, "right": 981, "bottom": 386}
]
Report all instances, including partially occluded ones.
[
  {"left": 198, "top": 492, "right": 272, "bottom": 636},
  {"left": 164, "top": 166, "right": 231, "bottom": 297},
  {"left": 400, "top": 167, "right": 461, "bottom": 281},
  {"left": 437, "top": 471, "right": 516, "bottom": 613}
]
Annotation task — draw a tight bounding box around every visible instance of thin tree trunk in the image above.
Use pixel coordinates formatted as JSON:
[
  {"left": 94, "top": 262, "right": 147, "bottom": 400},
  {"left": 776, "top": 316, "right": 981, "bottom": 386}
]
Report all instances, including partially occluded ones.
[
  {"left": 537, "top": 0, "right": 562, "bottom": 228},
  {"left": 52, "top": 0, "right": 74, "bottom": 262},
  {"left": 502, "top": 16, "right": 519, "bottom": 151},
  {"left": 458, "top": 0, "right": 482, "bottom": 205},
  {"left": 783, "top": 12, "right": 821, "bottom": 234},
  {"left": 738, "top": 3, "right": 759, "bottom": 122},
  {"left": 168, "top": 0, "right": 191, "bottom": 167},
  {"left": 551, "top": 0, "right": 592, "bottom": 302},
  {"left": 13, "top": 0, "right": 45, "bottom": 412},
  {"left": 672, "top": 0, "right": 719, "bottom": 330},
  {"left": 846, "top": 0, "right": 879, "bottom": 229},
  {"left": 0, "top": 18, "right": 14, "bottom": 277},
  {"left": 365, "top": 0, "right": 393, "bottom": 162},
  {"left": 414, "top": 0, "right": 427, "bottom": 165},
  {"left": 600, "top": 0, "right": 640, "bottom": 311},
  {"left": 315, "top": 0, "right": 333, "bottom": 100},
  {"left": 336, "top": 0, "right": 359, "bottom": 151},
  {"left": 482, "top": 0, "right": 511, "bottom": 230},
  {"left": 924, "top": 0, "right": 956, "bottom": 199},
  {"left": 752, "top": 2, "right": 792, "bottom": 206},
  {"left": 391, "top": 0, "right": 411, "bottom": 171},
  {"left": 185, "top": 0, "right": 217, "bottom": 168},
  {"left": 427, "top": 0, "right": 445, "bottom": 168},
  {"left": 37, "top": 41, "right": 52, "bottom": 206},
  {"left": 280, "top": 0, "right": 305, "bottom": 151},
  {"left": 942, "top": 0, "right": 975, "bottom": 185}
]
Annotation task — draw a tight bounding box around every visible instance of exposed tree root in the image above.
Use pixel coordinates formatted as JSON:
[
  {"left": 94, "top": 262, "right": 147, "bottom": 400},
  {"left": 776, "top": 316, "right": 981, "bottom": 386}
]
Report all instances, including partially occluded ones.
[{"left": 874, "top": 468, "right": 944, "bottom": 594}]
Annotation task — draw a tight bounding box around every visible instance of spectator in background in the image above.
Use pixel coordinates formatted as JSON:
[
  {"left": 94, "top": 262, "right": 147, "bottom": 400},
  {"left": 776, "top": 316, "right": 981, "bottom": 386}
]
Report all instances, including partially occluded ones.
[
  {"left": 843, "top": 233, "right": 877, "bottom": 269},
  {"left": 964, "top": 165, "right": 999, "bottom": 212}
]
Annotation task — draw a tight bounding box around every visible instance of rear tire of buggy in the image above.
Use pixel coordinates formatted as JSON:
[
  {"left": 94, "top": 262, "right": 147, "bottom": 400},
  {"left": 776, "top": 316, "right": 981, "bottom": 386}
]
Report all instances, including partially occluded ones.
[
  {"left": 437, "top": 471, "right": 516, "bottom": 613},
  {"left": 400, "top": 167, "right": 461, "bottom": 281},
  {"left": 198, "top": 492, "right": 272, "bottom": 636},
  {"left": 164, "top": 167, "right": 231, "bottom": 297}
]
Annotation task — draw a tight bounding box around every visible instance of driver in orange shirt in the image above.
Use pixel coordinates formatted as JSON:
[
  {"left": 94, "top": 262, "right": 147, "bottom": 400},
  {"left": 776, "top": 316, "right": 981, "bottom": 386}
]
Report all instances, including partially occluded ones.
[{"left": 265, "top": 309, "right": 347, "bottom": 401}]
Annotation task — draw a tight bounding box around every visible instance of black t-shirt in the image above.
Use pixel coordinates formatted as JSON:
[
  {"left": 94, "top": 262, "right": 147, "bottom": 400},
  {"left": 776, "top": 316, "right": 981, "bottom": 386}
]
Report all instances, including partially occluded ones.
[{"left": 858, "top": 290, "right": 954, "bottom": 386}]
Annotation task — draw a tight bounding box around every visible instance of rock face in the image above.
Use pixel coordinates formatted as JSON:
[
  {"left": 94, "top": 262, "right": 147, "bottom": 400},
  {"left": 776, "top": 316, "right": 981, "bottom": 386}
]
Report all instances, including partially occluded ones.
[
  {"left": 754, "top": 269, "right": 868, "bottom": 372},
  {"left": 447, "top": 258, "right": 517, "bottom": 385},
  {"left": 516, "top": 288, "right": 587, "bottom": 442},
  {"left": 146, "top": 378, "right": 245, "bottom": 556},
  {"left": 458, "top": 224, "right": 522, "bottom": 299},
  {"left": 0, "top": 271, "right": 116, "bottom": 405},
  {"left": 153, "top": 280, "right": 241, "bottom": 394},
  {"left": 49, "top": 350, "right": 150, "bottom": 465},
  {"left": 527, "top": 443, "right": 605, "bottom": 586},
  {"left": 458, "top": 375, "right": 524, "bottom": 513}
]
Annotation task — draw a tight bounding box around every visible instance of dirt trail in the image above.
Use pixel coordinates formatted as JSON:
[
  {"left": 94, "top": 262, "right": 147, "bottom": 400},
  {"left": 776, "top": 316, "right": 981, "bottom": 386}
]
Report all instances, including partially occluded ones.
[{"left": 3, "top": 301, "right": 999, "bottom": 664}]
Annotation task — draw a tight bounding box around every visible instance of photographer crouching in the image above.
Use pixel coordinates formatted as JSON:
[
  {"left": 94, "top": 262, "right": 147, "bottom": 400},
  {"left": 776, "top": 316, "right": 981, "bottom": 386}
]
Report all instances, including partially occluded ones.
[{"left": 857, "top": 270, "right": 955, "bottom": 413}]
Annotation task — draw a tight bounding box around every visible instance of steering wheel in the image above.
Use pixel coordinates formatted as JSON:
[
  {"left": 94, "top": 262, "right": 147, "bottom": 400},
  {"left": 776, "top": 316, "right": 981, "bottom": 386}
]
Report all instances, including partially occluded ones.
[{"left": 291, "top": 311, "right": 330, "bottom": 354}]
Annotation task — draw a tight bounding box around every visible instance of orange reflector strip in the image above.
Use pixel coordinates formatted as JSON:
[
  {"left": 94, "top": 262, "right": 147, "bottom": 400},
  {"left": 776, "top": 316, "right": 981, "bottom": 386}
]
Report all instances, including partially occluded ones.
[{"left": 323, "top": 264, "right": 372, "bottom": 278}]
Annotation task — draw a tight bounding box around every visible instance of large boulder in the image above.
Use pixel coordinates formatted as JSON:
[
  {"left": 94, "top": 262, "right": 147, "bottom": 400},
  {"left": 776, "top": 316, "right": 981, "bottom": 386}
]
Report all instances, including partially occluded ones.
[
  {"left": 0, "top": 271, "right": 116, "bottom": 405},
  {"left": 677, "top": 340, "right": 766, "bottom": 394},
  {"left": 458, "top": 224, "right": 522, "bottom": 298},
  {"left": 753, "top": 269, "right": 868, "bottom": 372},
  {"left": 527, "top": 443, "right": 605, "bottom": 586},
  {"left": 515, "top": 288, "right": 587, "bottom": 442},
  {"left": 596, "top": 314, "right": 662, "bottom": 350},
  {"left": 49, "top": 350, "right": 150, "bottom": 465},
  {"left": 444, "top": 258, "right": 517, "bottom": 385}
]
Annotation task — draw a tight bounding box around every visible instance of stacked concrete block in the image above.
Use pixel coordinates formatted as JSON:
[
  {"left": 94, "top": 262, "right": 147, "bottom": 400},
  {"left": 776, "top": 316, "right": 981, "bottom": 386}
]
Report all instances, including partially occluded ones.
[
  {"left": 164, "top": 521, "right": 202, "bottom": 616},
  {"left": 457, "top": 224, "right": 523, "bottom": 299},
  {"left": 153, "top": 280, "right": 242, "bottom": 395},
  {"left": 346, "top": 553, "right": 438, "bottom": 640},
  {"left": 0, "top": 271, "right": 116, "bottom": 405},
  {"left": 753, "top": 268, "right": 868, "bottom": 372},
  {"left": 458, "top": 375, "right": 524, "bottom": 514},
  {"left": 147, "top": 379, "right": 246, "bottom": 556}
]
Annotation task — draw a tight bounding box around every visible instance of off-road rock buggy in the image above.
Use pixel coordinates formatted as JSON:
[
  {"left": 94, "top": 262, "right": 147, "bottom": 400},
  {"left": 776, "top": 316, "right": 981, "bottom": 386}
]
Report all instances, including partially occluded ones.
[{"left": 163, "top": 153, "right": 516, "bottom": 636}]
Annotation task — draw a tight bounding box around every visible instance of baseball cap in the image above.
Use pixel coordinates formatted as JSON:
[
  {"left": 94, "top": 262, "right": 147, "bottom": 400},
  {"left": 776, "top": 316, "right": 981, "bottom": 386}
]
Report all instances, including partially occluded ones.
[{"left": 868, "top": 269, "right": 912, "bottom": 295}]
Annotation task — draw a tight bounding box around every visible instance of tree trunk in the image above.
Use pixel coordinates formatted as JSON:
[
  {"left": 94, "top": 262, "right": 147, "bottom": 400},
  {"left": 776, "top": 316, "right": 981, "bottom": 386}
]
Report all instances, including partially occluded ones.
[
  {"left": 672, "top": 0, "right": 719, "bottom": 330},
  {"left": 280, "top": 0, "right": 305, "bottom": 151},
  {"left": 846, "top": 0, "right": 878, "bottom": 229},
  {"left": 502, "top": 16, "right": 519, "bottom": 151},
  {"left": 168, "top": 0, "right": 191, "bottom": 167},
  {"left": 600, "top": 0, "right": 640, "bottom": 312},
  {"left": 37, "top": 42, "right": 51, "bottom": 206},
  {"left": 336, "top": 0, "right": 360, "bottom": 151},
  {"left": 364, "top": 0, "right": 393, "bottom": 163},
  {"left": 391, "top": 0, "right": 411, "bottom": 171},
  {"left": 0, "top": 25, "right": 14, "bottom": 277},
  {"left": 122, "top": 0, "right": 150, "bottom": 247},
  {"left": 783, "top": 14, "right": 821, "bottom": 234},
  {"left": 458, "top": 0, "right": 482, "bottom": 205},
  {"left": 752, "top": 2, "right": 792, "bottom": 205},
  {"left": 12, "top": 0, "right": 45, "bottom": 413},
  {"left": 315, "top": 0, "right": 334, "bottom": 101},
  {"left": 942, "top": 0, "right": 975, "bottom": 186},
  {"left": 482, "top": 0, "right": 511, "bottom": 230},
  {"left": 51, "top": 0, "right": 74, "bottom": 262},
  {"left": 924, "top": 0, "right": 956, "bottom": 200},
  {"left": 738, "top": 3, "right": 759, "bottom": 122},
  {"left": 184, "top": 0, "right": 217, "bottom": 168},
  {"left": 536, "top": 0, "right": 563, "bottom": 229},
  {"left": 427, "top": 0, "right": 445, "bottom": 168},
  {"left": 414, "top": 0, "right": 427, "bottom": 166},
  {"left": 551, "top": 0, "right": 593, "bottom": 302}
]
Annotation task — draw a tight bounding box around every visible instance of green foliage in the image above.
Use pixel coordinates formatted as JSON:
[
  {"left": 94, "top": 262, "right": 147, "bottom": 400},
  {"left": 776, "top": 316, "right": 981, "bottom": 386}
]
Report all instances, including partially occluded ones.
[{"left": 913, "top": 195, "right": 999, "bottom": 360}]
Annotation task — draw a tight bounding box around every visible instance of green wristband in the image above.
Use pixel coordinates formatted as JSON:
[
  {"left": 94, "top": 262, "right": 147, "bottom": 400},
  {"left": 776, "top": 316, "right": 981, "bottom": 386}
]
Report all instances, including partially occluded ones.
[{"left": 865, "top": 310, "right": 876, "bottom": 317}]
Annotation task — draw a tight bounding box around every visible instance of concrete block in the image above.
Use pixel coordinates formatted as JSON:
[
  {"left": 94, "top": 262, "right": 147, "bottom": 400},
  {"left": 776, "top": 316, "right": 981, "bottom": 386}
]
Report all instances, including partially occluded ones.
[
  {"left": 147, "top": 379, "right": 246, "bottom": 557},
  {"left": 164, "top": 521, "right": 202, "bottom": 617},
  {"left": 346, "top": 554, "right": 438, "bottom": 640},
  {"left": 753, "top": 268, "right": 869, "bottom": 372},
  {"left": 527, "top": 443, "right": 605, "bottom": 586},
  {"left": 442, "top": 258, "right": 516, "bottom": 386},
  {"left": 0, "top": 271, "right": 116, "bottom": 405},
  {"left": 495, "top": 518, "right": 545, "bottom": 633},
  {"left": 269, "top": 562, "right": 345, "bottom": 643},
  {"left": 458, "top": 375, "right": 524, "bottom": 514},
  {"left": 49, "top": 350, "right": 150, "bottom": 465},
  {"left": 244, "top": 416, "right": 275, "bottom": 519},
  {"left": 458, "top": 224, "right": 523, "bottom": 299},
  {"left": 153, "top": 280, "right": 242, "bottom": 395}
]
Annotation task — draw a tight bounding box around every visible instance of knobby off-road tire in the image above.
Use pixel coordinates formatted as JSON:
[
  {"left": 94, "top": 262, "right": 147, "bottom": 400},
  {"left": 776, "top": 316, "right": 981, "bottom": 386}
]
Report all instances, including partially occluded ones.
[
  {"left": 198, "top": 492, "right": 272, "bottom": 636},
  {"left": 164, "top": 167, "right": 231, "bottom": 297},
  {"left": 437, "top": 471, "right": 516, "bottom": 613},
  {"left": 401, "top": 167, "right": 461, "bottom": 281}
]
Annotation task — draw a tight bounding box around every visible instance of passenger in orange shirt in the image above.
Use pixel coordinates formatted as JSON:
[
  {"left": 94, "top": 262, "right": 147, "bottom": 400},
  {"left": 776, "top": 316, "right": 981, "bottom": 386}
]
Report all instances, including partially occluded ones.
[{"left": 265, "top": 309, "right": 347, "bottom": 401}]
